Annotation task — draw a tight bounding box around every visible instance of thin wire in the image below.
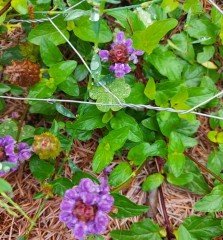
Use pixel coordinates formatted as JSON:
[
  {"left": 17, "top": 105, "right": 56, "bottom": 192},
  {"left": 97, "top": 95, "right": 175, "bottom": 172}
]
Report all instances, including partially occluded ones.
[
  {"left": 0, "top": 95, "right": 223, "bottom": 120},
  {"left": 207, "top": 0, "right": 223, "bottom": 14}
]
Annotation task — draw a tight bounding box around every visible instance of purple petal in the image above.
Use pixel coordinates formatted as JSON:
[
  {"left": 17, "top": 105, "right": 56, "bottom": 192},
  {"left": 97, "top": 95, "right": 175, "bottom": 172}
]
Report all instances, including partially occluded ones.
[
  {"left": 115, "top": 31, "right": 125, "bottom": 44},
  {"left": 99, "top": 50, "right": 109, "bottom": 62},
  {"left": 110, "top": 63, "right": 131, "bottom": 78},
  {"left": 79, "top": 178, "right": 99, "bottom": 193},
  {"left": 72, "top": 222, "right": 87, "bottom": 240},
  {"left": 94, "top": 211, "right": 109, "bottom": 234}
]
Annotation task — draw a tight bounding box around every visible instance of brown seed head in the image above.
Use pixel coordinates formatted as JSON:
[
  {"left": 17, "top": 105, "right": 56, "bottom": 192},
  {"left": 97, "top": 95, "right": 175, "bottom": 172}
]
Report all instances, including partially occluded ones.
[{"left": 4, "top": 60, "right": 40, "bottom": 87}]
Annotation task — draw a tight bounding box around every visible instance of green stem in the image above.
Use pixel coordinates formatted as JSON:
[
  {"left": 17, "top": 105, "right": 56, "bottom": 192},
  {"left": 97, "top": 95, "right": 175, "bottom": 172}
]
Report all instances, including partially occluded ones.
[
  {"left": 24, "top": 199, "right": 46, "bottom": 238},
  {"left": 185, "top": 152, "right": 223, "bottom": 185},
  {"left": 0, "top": 199, "right": 19, "bottom": 217},
  {"left": 16, "top": 104, "right": 29, "bottom": 142},
  {"left": 112, "top": 161, "right": 146, "bottom": 192},
  {"left": 1, "top": 192, "right": 33, "bottom": 223}
]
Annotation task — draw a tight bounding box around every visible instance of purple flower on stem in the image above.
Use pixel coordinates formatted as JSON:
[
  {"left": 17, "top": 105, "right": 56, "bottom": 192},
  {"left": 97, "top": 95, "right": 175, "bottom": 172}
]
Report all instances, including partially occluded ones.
[
  {"left": 99, "top": 31, "right": 144, "bottom": 78},
  {"left": 59, "top": 178, "right": 114, "bottom": 240},
  {"left": 0, "top": 135, "right": 32, "bottom": 176}
]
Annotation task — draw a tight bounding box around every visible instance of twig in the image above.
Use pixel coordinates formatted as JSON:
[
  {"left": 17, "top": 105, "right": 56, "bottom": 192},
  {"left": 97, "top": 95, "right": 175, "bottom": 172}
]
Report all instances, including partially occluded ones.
[
  {"left": 185, "top": 152, "right": 223, "bottom": 184},
  {"left": 0, "top": 0, "right": 11, "bottom": 17}
]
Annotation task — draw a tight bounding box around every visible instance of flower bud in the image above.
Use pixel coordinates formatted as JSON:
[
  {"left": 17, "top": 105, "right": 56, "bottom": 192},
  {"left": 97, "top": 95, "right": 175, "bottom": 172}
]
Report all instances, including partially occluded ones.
[{"left": 32, "top": 132, "right": 61, "bottom": 160}]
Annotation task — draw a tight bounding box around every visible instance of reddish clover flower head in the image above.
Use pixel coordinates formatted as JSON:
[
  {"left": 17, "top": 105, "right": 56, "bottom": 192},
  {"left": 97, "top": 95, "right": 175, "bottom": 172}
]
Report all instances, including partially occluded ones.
[
  {"left": 59, "top": 177, "right": 114, "bottom": 240},
  {"left": 0, "top": 135, "right": 32, "bottom": 176},
  {"left": 99, "top": 31, "right": 144, "bottom": 78}
]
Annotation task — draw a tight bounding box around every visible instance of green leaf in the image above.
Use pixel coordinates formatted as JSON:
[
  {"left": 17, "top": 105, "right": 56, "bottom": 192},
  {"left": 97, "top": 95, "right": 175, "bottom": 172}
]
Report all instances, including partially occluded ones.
[
  {"left": 49, "top": 60, "right": 77, "bottom": 85},
  {"left": 167, "top": 173, "right": 193, "bottom": 186},
  {"left": 127, "top": 141, "right": 167, "bottom": 166},
  {"left": 65, "top": 9, "right": 89, "bottom": 21},
  {"left": 91, "top": 53, "right": 101, "bottom": 81},
  {"left": 177, "top": 216, "right": 223, "bottom": 240},
  {"left": 72, "top": 170, "right": 98, "bottom": 186},
  {"left": 142, "top": 173, "right": 164, "bottom": 192},
  {"left": 111, "top": 219, "right": 162, "bottom": 240},
  {"left": 29, "top": 156, "right": 55, "bottom": 181},
  {"left": 58, "top": 75, "right": 79, "bottom": 97},
  {"left": 207, "top": 151, "right": 223, "bottom": 175},
  {"left": 72, "top": 105, "right": 105, "bottom": 131},
  {"left": 40, "top": 39, "right": 63, "bottom": 66},
  {"left": 0, "top": 83, "right": 11, "bottom": 94},
  {"left": 73, "top": 16, "right": 112, "bottom": 43},
  {"left": 109, "top": 162, "right": 132, "bottom": 187},
  {"left": 93, "top": 127, "right": 129, "bottom": 173},
  {"left": 11, "top": 0, "right": 28, "bottom": 14},
  {"left": 55, "top": 103, "right": 75, "bottom": 118},
  {"left": 19, "top": 125, "right": 35, "bottom": 141},
  {"left": 0, "top": 119, "right": 18, "bottom": 139},
  {"left": 127, "top": 142, "right": 150, "bottom": 165},
  {"left": 74, "top": 65, "right": 89, "bottom": 82},
  {"left": 125, "top": 82, "right": 148, "bottom": 104},
  {"left": 169, "top": 32, "right": 195, "bottom": 63},
  {"left": 52, "top": 178, "right": 73, "bottom": 196},
  {"left": 28, "top": 78, "right": 56, "bottom": 99},
  {"left": 183, "top": 0, "right": 202, "bottom": 13},
  {"left": 161, "top": 0, "right": 179, "bottom": 13},
  {"left": 0, "top": 178, "right": 12, "bottom": 193},
  {"left": 197, "top": 46, "right": 215, "bottom": 64},
  {"left": 147, "top": 45, "right": 183, "bottom": 81},
  {"left": 144, "top": 78, "right": 156, "bottom": 100},
  {"left": 194, "top": 185, "right": 223, "bottom": 212},
  {"left": 111, "top": 193, "right": 148, "bottom": 218},
  {"left": 168, "top": 132, "right": 186, "bottom": 177},
  {"left": 185, "top": 15, "right": 219, "bottom": 45},
  {"left": 110, "top": 111, "right": 143, "bottom": 142},
  {"left": 89, "top": 79, "right": 131, "bottom": 112},
  {"left": 28, "top": 18, "right": 69, "bottom": 45},
  {"left": 132, "top": 18, "right": 178, "bottom": 54},
  {"left": 107, "top": 9, "right": 145, "bottom": 33}
]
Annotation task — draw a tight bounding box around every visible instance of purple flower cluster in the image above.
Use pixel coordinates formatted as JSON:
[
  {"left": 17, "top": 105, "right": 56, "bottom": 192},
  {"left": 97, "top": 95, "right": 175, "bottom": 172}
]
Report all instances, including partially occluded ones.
[
  {"left": 0, "top": 135, "right": 32, "bottom": 176},
  {"left": 59, "top": 178, "right": 114, "bottom": 240},
  {"left": 99, "top": 31, "right": 144, "bottom": 78}
]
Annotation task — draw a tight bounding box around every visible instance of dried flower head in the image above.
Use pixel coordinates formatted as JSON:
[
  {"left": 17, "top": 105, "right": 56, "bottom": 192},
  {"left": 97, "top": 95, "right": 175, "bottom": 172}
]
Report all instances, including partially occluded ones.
[
  {"left": 4, "top": 60, "right": 40, "bottom": 87},
  {"left": 99, "top": 31, "right": 144, "bottom": 78},
  {"left": 59, "top": 177, "right": 114, "bottom": 240},
  {"left": 0, "top": 135, "right": 32, "bottom": 176},
  {"left": 0, "top": 26, "right": 26, "bottom": 54},
  {"left": 32, "top": 132, "right": 61, "bottom": 160}
]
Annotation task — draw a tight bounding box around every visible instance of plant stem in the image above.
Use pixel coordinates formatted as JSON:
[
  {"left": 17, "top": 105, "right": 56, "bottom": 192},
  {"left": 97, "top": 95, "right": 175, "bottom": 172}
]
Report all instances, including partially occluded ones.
[
  {"left": 16, "top": 104, "right": 29, "bottom": 142},
  {"left": 0, "top": 199, "right": 18, "bottom": 217},
  {"left": 0, "top": 0, "right": 11, "bottom": 17},
  {"left": 24, "top": 199, "right": 46, "bottom": 238},
  {"left": 1, "top": 192, "right": 33, "bottom": 223},
  {"left": 112, "top": 161, "right": 146, "bottom": 192},
  {"left": 185, "top": 152, "right": 223, "bottom": 184}
]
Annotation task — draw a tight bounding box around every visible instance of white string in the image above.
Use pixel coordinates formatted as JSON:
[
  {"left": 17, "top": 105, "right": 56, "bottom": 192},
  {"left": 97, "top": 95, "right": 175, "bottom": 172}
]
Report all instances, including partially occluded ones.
[
  {"left": 1, "top": 95, "right": 223, "bottom": 120},
  {"left": 207, "top": 0, "right": 223, "bottom": 14}
]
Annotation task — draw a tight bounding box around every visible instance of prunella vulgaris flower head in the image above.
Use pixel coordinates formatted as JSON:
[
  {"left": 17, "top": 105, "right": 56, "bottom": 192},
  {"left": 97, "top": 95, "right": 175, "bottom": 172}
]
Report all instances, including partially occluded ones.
[
  {"left": 59, "top": 177, "right": 114, "bottom": 239},
  {"left": 99, "top": 31, "right": 144, "bottom": 78},
  {"left": 0, "top": 135, "right": 32, "bottom": 176}
]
